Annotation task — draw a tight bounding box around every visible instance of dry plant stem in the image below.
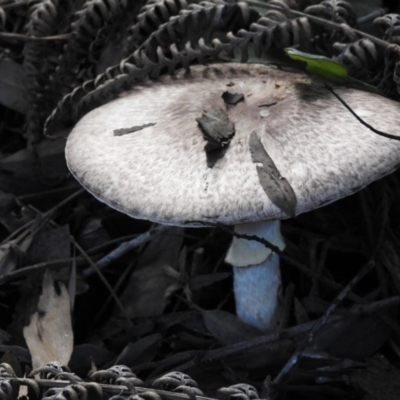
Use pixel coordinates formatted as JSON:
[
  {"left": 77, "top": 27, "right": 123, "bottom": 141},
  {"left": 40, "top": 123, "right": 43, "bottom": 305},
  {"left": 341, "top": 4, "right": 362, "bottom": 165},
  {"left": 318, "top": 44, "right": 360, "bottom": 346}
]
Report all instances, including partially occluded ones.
[
  {"left": 87, "top": 233, "right": 145, "bottom": 253},
  {"left": 270, "top": 260, "right": 376, "bottom": 395},
  {"left": 71, "top": 236, "right": 132, "bottom": 326},
  {"left": 388, "top": 337, "right": 400, "bottom": 360},
  {"left": 92, "top": 261, "right": 135, "bottom": 326},
  {"left": 357, "top": 8, "right": 388, "bottom": 25},
  {"left": 0, "top": 32, "right": 72, "bottom": 42},
  {"left": 17, "top": 187, "right": 81, "bottom": 202},
  {"left": 0, "top": 258, "right": 79, "bottom": 287},
  {"left": 1, "top": 188, "right": 85, "bottom": 245},
  {"left": 82, "top": 224, "right": 172, "bottom": 277},
  {"left": 69, "top": 249, "right": 77, "bottom": 312},
  {"left": 0, "top": 227, "right": 171, "bottom": 286}
]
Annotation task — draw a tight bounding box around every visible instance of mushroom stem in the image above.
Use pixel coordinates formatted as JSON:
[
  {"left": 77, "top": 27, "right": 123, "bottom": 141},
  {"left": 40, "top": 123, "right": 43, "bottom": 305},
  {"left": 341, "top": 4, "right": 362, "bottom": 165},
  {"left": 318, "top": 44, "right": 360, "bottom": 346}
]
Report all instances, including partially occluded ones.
[{"left": 225, "top": 220, "right": 285, "bottom": 332}]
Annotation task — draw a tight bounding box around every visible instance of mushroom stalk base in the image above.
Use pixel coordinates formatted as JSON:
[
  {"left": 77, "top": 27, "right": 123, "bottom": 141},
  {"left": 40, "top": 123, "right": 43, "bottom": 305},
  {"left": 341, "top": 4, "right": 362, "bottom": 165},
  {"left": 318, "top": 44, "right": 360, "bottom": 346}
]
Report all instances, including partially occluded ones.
[{"left": 225, "top": 220, "right": 285, "bottom": 332}]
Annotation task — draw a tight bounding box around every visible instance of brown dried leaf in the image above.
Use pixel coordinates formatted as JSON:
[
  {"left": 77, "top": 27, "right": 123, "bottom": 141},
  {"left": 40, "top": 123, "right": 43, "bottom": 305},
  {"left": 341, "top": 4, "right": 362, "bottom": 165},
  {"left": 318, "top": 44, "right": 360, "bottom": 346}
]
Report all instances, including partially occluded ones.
[
  {"left": 200, "top": 309, "right": 261, "bottom": 345},
  {"left": 23, "top": 270, "right": 73, "bottom": 369}
]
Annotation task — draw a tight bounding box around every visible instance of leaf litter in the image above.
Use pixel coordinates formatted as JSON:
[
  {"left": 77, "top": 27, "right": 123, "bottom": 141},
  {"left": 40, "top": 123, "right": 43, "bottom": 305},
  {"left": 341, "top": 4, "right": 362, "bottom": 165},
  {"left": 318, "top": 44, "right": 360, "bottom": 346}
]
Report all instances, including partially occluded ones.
[{"left": 1, "top": 1, "right": 400, "bottom": 400}]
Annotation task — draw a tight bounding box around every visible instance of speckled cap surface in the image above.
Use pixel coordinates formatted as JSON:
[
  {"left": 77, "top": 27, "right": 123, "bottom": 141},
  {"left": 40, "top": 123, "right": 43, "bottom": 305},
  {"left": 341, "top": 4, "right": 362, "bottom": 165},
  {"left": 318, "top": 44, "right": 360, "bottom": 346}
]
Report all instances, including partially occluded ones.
[{"left": 66, "top": 63, "right": 400, "bottom": 226}]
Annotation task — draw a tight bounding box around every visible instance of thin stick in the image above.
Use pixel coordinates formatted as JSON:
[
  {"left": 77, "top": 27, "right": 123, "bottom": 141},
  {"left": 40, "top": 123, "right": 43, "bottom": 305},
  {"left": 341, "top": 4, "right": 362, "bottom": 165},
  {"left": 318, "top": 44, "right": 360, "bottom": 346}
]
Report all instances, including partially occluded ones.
[
  {"left": 324, "top": 83, "right": 400, "bottom": 141},
  {"left": 1, "top": 188, "right": 85, "bottom": 245},
  {"left": 82, "top": 225, "right": 171, "bottom": 277},
  {"left": 0, "top": 226, "right": 172, "bottom": 285},
  {"left": 0, "top": 32, "right": 71, "bottom": 42},
  {"left": 0, "top": 258, "right": 77, "bottom": 286},
  {"left": 71, "top": 236, "right": 132, "bottom": 326}
]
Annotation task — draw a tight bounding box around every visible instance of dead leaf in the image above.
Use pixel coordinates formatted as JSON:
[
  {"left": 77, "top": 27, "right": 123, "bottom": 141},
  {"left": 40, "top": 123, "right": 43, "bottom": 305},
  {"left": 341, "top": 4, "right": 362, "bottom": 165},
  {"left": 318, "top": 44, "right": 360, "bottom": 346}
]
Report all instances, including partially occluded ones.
[
  {"left": 200, "top": 309, "right": 261, "bottom": 345},
  {"left": 27, "top": 224, "right": 70, "bottom": 265},
  {"left": 0, "top": 329, "right": 12, "bottom": 344},
  {"left": 119, "top": 227, "right": 183, "bottom": 318},
  {"left": 23, "top": 270, "right": 73, "bottom": 369},
  {"left": 221, "top": 91, "right": 244, "bottom": 105},
  {"left": 0, "top": 344, "right": 31, "bottom": 361},
  {"left": 0, "top": 138, "right": 68, "bottom": 183},
  {"left": 249, "top": 131, "right": 297, "bottom": 217},
  {"left": 294, "top": 297, "right": 310, "bottom": 325},
  {"left": 0, "top": 240, "right": 28, "bottom": 275},
  {"left": 0, "top": 190, "right": 16, "bottom": 217},
  {"left": 311, "top": 315, "right": 392, "bottom": 361},
  {"left": 114, "top": 333, "right": 161, "bottom": 366},
  {"left": 197, "top": 108, "right": 235, "bottom": 167},
  {"left": 200, "top": 309, "right": 295, "bottom": 370},
  {"left": 35, "top": 138, "right": 69, "bottom": 184},
  {"left": 349, "top": 356, "right": 400, "bottom": 400},
  {"left": 0, "top": 59, "right": 27, "bottom": 114}
]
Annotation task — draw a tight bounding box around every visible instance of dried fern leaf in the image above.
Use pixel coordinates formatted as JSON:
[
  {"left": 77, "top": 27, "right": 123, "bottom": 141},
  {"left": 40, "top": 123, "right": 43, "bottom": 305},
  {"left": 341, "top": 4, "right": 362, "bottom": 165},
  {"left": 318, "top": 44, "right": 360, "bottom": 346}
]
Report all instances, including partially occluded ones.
[
  {"left": 22, "top": 0, "right": 70, "bottom": 145},
  {"left": 128, "top": 0, "right": 197, "bottom": 51},
  {"left": 44, "top": 1, "right": 257, "bottom": 136},
  {"left": 50, "top": 0, "right": 147, "bottom": 95}
]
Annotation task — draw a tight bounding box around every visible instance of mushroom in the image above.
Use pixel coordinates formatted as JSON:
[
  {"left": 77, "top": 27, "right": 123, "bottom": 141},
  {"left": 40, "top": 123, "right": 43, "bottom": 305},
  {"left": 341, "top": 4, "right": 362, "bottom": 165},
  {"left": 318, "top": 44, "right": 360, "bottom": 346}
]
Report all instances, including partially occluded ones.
[{"left": 65, "top": 63, "right": 400, "bottom": 331}]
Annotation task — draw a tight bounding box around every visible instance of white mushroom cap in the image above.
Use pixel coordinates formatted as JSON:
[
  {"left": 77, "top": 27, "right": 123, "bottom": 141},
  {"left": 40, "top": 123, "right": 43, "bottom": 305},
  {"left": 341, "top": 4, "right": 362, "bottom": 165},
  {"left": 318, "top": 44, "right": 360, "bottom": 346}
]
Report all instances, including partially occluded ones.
[{"left": 66, "top": 63, "right": 400, "bottom": 226}]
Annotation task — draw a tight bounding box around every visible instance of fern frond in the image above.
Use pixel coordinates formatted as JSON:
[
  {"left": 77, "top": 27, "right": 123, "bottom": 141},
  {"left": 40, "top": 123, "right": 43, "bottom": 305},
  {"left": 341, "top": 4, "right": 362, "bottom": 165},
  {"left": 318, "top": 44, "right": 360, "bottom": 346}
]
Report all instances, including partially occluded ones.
[
  {"left": 22, "top": 0, "right": 71, "bottom": 145},
  {"left": 50, "top": 0, "right": 146, "bottom": 95},
  {"left": 333, "top": 38, "right": 381, "bottom": 78},
  {"left": 128, "top": 0, "right": 196, "bottom": 51},
  {"left": 374, "top": 13, "right": 400, "bottom": 45},
  {"left": 44, "top": 1, "right": 257, "bottom": 136},
  {"left": 304, "top": 0, "right": 357, "bottom": 27}
]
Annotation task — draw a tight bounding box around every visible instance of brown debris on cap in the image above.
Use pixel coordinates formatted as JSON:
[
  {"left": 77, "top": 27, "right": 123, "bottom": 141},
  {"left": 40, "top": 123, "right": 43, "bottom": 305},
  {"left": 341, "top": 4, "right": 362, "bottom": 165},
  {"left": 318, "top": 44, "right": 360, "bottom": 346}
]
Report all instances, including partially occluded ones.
[
  {"left": 196, "top": 107, "right": 235, "bottom": 168},
  {"left": 66, "top": 63, "right": 400, "bottom": 226},
  {"left": 222, "top": 91, "right": 245, "bottom": 105}
]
